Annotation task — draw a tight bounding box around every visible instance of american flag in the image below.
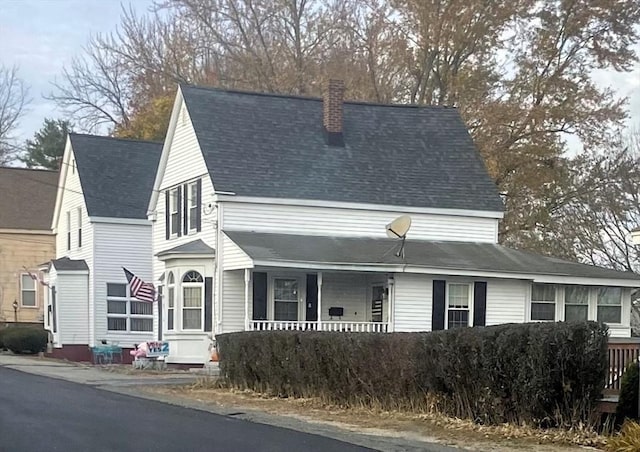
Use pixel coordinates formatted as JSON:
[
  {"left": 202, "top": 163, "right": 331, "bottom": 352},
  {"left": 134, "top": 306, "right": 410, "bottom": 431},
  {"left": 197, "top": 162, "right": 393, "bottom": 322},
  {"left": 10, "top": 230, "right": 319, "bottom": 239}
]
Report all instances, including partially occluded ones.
[{"left": 123, "top": 268, "right": 156, "bottom": 303}]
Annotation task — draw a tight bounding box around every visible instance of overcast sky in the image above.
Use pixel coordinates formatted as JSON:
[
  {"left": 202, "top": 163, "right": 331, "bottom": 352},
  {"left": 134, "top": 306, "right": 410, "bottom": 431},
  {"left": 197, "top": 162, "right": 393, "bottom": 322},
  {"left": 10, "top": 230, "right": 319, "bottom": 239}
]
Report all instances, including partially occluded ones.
[{"left": 0, "top": 0, "right": 638, "bottom": 150}]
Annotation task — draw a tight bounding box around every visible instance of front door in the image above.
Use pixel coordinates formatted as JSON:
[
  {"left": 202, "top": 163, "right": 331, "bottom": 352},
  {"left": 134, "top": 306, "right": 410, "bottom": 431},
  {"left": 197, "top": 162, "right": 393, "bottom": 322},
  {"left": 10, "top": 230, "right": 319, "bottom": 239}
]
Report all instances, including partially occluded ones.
[
  {"left": 273, "top": 278, "right": 300, "bottom": 321},
  {"left": 371, "top": 285, "right": 385, "bottom": 322},
  {"left": 305, "top": 274, "right": 318, "bottom": 321}
]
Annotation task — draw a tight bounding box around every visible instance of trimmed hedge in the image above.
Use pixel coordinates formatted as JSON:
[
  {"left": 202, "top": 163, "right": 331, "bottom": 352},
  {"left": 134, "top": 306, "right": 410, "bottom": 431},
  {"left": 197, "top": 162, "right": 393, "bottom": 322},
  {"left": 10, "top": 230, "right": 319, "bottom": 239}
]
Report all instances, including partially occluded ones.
[
  {"left": 217, "top": 322, "right": 608, "bottom": 427},
  {"left": 3, "top": 328, "right": 48, "bottom": 354},
  {"left": 0, "top": 328, "right": 7, "bottom": 350}
]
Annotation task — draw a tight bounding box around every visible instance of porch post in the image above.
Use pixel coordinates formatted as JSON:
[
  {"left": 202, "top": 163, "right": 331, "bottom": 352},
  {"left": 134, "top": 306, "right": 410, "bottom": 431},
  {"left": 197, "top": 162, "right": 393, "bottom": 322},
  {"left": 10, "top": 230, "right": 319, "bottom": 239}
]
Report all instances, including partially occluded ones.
[
  {"left": 244, "top": 268, "right": 250, "bottom": 331},
  {"left": 317, "top": 272, "right": 323, "bottom": 331}
]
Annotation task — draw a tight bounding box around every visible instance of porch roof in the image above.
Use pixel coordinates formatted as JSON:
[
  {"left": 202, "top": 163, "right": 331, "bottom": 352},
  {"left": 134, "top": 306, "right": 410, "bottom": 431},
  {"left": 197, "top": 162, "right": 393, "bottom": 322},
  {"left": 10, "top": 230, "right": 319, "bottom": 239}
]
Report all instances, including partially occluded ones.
[
  {"left": 224, "top": 231, "right": 640, "bottom": 283},
  {"left": 49, "top": 257, "right": 89, "bottom": 272}
]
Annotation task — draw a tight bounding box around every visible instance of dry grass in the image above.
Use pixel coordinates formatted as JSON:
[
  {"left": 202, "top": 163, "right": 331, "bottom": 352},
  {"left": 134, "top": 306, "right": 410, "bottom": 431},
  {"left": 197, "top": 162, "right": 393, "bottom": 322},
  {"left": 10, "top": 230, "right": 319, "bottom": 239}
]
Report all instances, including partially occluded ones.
[
  {"left": 606, "top": 421, "right": 640, "bottom": 452},
  {"left": 145, "top": 385, "right": 606, "bottom": 452}
]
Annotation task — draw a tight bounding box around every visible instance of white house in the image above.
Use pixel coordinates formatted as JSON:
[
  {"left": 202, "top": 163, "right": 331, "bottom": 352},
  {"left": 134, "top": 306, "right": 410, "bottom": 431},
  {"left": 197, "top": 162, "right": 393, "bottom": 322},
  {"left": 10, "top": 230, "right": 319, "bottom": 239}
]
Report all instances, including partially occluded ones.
[
  {"left": 148, "top": 81, "right": 640, "bottom": 365},
  {"left": 43, "top": 134, "right": 162, "bottom": 361}
]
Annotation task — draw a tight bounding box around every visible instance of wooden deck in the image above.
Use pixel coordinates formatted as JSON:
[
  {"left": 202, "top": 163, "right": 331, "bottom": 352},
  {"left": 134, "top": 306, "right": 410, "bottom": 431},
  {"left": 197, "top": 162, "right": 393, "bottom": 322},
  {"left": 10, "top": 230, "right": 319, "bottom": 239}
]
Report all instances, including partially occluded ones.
[{"left": 599, "top": 338, "right": 640, "bottom": 413}]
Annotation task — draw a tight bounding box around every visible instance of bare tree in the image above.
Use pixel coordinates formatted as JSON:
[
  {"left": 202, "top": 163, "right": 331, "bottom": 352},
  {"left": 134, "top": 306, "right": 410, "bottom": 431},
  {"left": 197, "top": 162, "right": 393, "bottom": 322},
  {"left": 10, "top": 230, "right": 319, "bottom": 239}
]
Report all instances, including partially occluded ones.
[{"left": 0, "top": 65, "right": 28, "bottom": 164}]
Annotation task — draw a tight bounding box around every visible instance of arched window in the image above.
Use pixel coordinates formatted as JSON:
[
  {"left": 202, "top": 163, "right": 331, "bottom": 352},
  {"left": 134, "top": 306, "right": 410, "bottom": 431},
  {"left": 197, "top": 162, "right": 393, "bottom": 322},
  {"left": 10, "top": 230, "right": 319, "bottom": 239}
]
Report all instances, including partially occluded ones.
[
  {"left": 182, "top": 270, "right": 204, "bottom": 330},
  {"left": 167, "top": 272, "right": 175, "bottom": 331}
]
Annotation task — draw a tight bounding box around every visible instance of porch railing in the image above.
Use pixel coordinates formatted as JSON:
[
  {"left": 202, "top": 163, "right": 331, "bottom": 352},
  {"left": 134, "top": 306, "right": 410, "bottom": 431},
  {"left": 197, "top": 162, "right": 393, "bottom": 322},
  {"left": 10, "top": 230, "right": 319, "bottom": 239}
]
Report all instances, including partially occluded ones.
[
  {"left": 604, "top": 337, "right": 640, "bottom": 396},
  {"left": 249, "top": 320, "right": 389, "bottom": 333}
]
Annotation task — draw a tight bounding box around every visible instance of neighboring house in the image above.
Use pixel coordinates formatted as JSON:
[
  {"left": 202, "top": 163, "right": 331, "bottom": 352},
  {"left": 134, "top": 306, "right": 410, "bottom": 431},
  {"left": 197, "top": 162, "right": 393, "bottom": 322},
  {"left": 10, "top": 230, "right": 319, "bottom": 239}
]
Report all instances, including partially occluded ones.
[
  {"left": 148, "top": 81, "right": 640, "bottom": 365},
  {"left": 0, "top": 167, "right": 57, "bottom": 327},
  {"left": 43, "top": 134, "right": 162, "bottom": 361}
]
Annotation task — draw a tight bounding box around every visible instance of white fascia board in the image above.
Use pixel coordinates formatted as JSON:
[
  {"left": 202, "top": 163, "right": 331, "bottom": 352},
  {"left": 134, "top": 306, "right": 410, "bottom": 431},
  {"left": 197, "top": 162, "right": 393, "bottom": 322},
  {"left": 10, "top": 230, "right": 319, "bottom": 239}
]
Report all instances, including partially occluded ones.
[
  {"left": 51, "top": 137, "right": 73, "bottom": 230},
  {"left": 54, "top": 270, "right": 89, "bottom": 275},
  {"left": 89, "top": 217, "right": 151, "bottom": 225},
  {"left": 148, "top": 88, "right": 184, "bottom": 214},
  {"left": 214, "top": 195, "right": 504, "bottom": 219},
  {"left": 251, "top": 259, "right": 640, "bottom": 287},
  {"left": 157, "top": 253, "right": 215, "bottom": 262}
]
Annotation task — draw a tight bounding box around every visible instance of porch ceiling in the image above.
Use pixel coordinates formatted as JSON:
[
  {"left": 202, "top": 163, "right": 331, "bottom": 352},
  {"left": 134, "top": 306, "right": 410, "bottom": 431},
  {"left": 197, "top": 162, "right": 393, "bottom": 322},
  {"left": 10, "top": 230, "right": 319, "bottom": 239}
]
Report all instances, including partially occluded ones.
[{"left": 224, "top": 230, "right": 640, "bottom": 282}]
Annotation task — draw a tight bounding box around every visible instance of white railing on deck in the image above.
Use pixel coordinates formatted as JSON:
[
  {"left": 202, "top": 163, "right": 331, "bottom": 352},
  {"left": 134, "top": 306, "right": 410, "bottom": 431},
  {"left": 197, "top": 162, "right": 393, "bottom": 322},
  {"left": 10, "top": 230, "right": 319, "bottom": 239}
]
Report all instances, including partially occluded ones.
[{"left": 249, "top": 321, "right": 388, "bottom": 333}]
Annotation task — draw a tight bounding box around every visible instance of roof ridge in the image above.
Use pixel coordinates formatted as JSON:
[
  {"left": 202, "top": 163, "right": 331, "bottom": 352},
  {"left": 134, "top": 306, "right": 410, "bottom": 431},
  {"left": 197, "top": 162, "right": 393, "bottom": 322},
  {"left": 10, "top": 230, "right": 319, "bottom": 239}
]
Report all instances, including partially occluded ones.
[
  {"left": 69, "top": 133, "right": 163, "bottom": 145},
  {"left": 180, "top": 83, "right": 457, "bottom": 110},
  {"left": 0, "top": 166, "right": 58, "bottom": 173}
]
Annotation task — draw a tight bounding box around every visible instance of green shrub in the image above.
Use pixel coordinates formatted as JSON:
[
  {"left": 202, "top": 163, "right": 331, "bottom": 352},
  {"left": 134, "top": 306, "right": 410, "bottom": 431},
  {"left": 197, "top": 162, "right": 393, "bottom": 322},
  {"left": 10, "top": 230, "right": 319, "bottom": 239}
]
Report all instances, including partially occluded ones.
[
  {"left": 217, "top": 322, "right": 608, "bottom": 428},
  {"left": 617, "top": 362, "right": 639, "bottom": 422},
  {"left": 0, "top": 328, "right": 7, "bottom": 350},
  {"left": 3, "top": 328, "right": 48, "bottom": 354}
]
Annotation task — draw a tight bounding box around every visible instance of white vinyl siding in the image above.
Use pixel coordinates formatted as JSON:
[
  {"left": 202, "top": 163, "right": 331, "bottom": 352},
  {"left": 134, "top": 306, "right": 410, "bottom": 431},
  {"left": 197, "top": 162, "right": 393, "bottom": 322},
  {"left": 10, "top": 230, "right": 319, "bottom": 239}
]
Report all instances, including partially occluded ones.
[
  {"left": 320, "top": 273, "right": 368, "bottom": 322},
  {"left": 222, "top": 234, "right": 252, "bottom": 270},
  {"left": 221, "top": 270, "right": 245, "bottom": 333},
  {"left": 485, "top": 279, "right": 527, "bottom": 326},
  {"left": 222, "top": 202, "right": 499, "bottom": 243},
  {"left": 55, "top": 272, "right": 90, "bottom": 345},
  {"left": 93, "top": 222, "right": 154, "bottom": 347},
  {"left": 393, "top": 273, "right": 432, "bottom": 332}
]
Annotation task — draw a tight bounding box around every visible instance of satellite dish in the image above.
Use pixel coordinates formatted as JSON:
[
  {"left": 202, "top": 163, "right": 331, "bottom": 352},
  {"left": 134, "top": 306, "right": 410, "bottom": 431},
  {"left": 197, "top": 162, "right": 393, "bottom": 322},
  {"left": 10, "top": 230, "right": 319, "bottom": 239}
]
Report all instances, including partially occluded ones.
[
  {"left": 386, "top": 215, "right": 412, "bottom": 239},
  {"left": 386, "top": 215, "right": 412, "bottom": 258}
]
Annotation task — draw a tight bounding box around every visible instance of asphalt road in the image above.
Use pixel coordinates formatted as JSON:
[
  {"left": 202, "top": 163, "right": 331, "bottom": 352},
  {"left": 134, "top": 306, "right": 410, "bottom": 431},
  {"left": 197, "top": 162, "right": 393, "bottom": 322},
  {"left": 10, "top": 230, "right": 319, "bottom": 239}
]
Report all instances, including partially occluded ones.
[{"left": 0, "top": 367, "right": 373, "bottom": 452}]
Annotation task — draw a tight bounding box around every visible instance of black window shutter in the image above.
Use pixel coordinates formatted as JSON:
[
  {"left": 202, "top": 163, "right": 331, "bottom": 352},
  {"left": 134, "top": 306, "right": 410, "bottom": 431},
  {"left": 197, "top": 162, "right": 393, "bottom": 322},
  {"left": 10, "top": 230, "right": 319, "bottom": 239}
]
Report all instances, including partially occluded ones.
[
  {"left": 196, "top": 178, "right": 202, "bottom": 232},
  {"left": 182, "top": 184, "right": 189, "bottom": 235},
  {"left": 157, "top": 286, "right": 163, "bottom": 340},
  {"left": 432, "top": 280, "right": 446, "bottom": 331},
  {"left": 473, "top": 281, "right": 487, "bottom": 327},
  {"left": 253, "top": 272, "right": 268, "bottom": 321},
  {"left": 204, "top": 277, "right": 213, "bottom": 332},
  {"left": 176, "top": 185, "right": 182, "bottom": 237},
  {"left": 164, "top": 191, "right": 170, "bottom": 240}
]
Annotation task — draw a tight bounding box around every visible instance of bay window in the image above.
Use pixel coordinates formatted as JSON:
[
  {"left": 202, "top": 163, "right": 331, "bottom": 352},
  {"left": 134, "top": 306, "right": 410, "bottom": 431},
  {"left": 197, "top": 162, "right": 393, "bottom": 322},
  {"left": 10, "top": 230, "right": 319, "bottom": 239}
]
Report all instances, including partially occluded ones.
[{"left": 167, "top": 272, "right": 175, "bottom": 330}]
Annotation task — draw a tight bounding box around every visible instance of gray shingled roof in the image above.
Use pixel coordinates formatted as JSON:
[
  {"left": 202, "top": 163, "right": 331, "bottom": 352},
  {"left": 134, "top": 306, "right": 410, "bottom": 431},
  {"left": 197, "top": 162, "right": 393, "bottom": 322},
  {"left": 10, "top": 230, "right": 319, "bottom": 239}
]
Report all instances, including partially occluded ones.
[
  {"left": 0, "top": 167, "right": 58, "bottom": 230},
  {"left": 224, "top": 231, "right": 640, "bottom": 281},
  {"left": 51, "top": 257, "right": 88, "bottom": 271},
  {"left": 69, "top": 134, "right": 163, "bottom": 219},
  {"left": 181, "top": 85, "right": 504, "bottom": 212},
  {"left": 156, "top": 239, "right": 215, "bottom": 257}
]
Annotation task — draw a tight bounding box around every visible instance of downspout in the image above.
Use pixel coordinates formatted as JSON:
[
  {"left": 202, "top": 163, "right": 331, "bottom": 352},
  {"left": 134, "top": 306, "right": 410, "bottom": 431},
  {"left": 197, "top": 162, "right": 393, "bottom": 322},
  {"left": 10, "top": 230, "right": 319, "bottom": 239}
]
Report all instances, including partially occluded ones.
[{"left": 215, "top": 202, "right": 224, "bottom": 333}]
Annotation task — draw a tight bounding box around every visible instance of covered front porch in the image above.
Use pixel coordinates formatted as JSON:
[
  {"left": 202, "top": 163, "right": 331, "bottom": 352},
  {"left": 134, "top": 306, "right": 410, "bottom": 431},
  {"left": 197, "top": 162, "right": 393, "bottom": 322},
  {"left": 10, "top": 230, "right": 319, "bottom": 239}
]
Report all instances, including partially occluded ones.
[{"left": 223, "top": 268, "right": 392, "bottom": 334}]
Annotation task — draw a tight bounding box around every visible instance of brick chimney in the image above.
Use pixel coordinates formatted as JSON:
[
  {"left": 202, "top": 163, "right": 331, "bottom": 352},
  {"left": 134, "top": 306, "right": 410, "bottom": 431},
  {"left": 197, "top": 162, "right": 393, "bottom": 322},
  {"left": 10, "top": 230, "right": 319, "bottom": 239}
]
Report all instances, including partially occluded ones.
[{"left": 323, "top": 79, "right": 345, "bottom": 147}]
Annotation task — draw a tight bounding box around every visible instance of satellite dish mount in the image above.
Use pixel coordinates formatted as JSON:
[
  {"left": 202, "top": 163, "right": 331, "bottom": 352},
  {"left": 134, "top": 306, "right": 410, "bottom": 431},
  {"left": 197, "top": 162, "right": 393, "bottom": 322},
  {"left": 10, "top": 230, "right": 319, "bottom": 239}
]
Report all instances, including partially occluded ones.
[{"left": 386, "top": 215, "right": 412, "bottom": 259}]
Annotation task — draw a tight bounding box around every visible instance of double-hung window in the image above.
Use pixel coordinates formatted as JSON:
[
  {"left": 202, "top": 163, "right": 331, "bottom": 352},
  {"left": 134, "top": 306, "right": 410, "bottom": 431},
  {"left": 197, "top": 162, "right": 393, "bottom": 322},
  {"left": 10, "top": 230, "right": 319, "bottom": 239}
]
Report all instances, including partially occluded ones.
[
  {"left": 167, "top": 272, "right": 175, "bottom": 330},
  {"left": 531, "top": 283, "right": 556, "bottom": 321},
  {"left": 21, "top": 274, "right": 37, "bottom": 307},
  {"left": 188, "top": 182, "right": 198, "bottom": 232},
  {"left": 182, "top": 271, "right": 204, "bottom": 330},
  {"left": 77, "top": 207, "right": 82, "bottom": 248},
  {"left": 274, "top": 278, "right": 299, "bottom": 321},
  {"left": 597, "top": 287, "right": 622, "bottom": 324},
  {"left": 66, "top": 211, "right": 71, "bottom": 250},
  {"left": 447, "top": 283, "right": 470, "bottom": 329},
  {"left": 170, "top": 189, "right": 180, "bottom": 236},
  {"left": 564, "top": 286, "right": 589, "bottom": 322},
  {"left": 107, "top": 283, "right": 154, "bottom": 332}
]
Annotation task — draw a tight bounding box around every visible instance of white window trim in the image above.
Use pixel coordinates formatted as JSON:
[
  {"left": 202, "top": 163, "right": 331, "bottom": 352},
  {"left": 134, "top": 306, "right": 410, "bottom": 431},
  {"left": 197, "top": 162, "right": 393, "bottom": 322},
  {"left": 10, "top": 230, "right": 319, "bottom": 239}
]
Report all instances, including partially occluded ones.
[
  {"left": 77, "top": 207, "right": 82, "bottom": 249},
  {"left": 268, "top": 275, "right": 304, "bottom": 322},
  {"left": 106, "top": 283, "right": 154, "bottom": 333},
  {"left": 445, "top": 282, "right": 473, "bottom": 330},
  {"left": 181, "top": 271, "right": 205, "bottom": 331},
  {"left": 596, "top": 286, "right": 623, "bottom": 326},
  {"left": 20, "top": 273, "right": 38, "bottom": 308},
  {"left": 529, "top": 283, "right": 557, "bottom": 322},
  {"left": 169, "top": 188, "right": 180, "bottom": 237},
  {"left": 66, "top": 211, "right": 71, "bottom": 251},
  {"left": 563, "top": 285, "right": 590, "bottom": 322},
  {"left": 166, "top": 272, "right": 176, "bottom": 331},
  {"left": 187, "top": 181, "right": 198, "bottom": 233}
]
